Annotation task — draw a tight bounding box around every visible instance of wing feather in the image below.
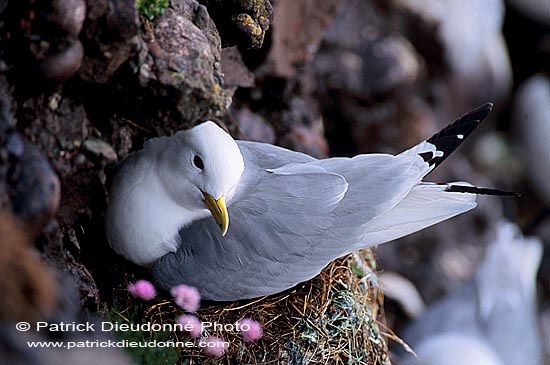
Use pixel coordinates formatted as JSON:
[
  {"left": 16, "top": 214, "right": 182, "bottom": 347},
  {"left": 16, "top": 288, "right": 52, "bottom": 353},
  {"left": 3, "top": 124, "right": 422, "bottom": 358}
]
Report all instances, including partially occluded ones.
[
  {"left": 357, "top": 183, "right": 477, "bottom": 248},
  {"left": 152, "top": 142, "right": 443, "bottom": 300},
  {"left": 152, "top": 143, "right": 348, "bottom": 300}
]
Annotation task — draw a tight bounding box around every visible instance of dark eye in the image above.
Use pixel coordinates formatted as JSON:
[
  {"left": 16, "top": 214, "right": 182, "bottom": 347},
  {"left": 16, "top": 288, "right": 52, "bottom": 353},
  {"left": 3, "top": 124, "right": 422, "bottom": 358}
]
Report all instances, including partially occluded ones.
[{"left": 193, "top": 155, "right": 204, "bottom": 170}]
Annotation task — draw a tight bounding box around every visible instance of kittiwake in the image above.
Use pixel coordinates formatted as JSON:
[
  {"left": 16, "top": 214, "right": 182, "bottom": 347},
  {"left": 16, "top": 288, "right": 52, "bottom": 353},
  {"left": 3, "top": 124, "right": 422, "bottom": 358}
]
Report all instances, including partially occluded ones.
[
  {"left": 106, "top": 103, "right": 515, "bottom": 300},
  {"left": 399, "top": 221, "right": 543, "bottom": 365}
]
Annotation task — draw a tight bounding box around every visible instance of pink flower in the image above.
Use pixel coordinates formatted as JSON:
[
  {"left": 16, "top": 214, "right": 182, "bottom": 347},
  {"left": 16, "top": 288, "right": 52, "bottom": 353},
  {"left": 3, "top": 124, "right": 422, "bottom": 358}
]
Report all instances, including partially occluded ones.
[
  {"left": 200, "top": 336, "right": 228, "bottom": 357},
  {"left": 127, "top": 280, "right": 157, "bottom": 301},
  {"left": 176, "top": 314, "right": 202, "bottom": 338},
  {"left": 239, "top": 318, "right": 263, "bottom": 342},
  {"left": 170, "top": 284, "right": 201, "bottom": 312}
]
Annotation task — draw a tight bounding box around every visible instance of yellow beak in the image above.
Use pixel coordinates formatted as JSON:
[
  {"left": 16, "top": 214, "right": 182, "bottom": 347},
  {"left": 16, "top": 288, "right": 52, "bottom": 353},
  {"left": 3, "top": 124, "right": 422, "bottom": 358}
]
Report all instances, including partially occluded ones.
[{"left": 202, "top": 193, "right": 229, "bottom": 236}]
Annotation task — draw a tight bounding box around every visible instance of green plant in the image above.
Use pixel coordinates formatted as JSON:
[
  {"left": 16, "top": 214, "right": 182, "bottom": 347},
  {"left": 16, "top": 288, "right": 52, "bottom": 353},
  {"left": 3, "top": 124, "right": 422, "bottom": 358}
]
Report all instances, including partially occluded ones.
[
  {"left": 137, "top": 0, "right": 169, "bottom": 20},
  {"left": 105, "top": 306, "right": 180, "bottom": 365}
]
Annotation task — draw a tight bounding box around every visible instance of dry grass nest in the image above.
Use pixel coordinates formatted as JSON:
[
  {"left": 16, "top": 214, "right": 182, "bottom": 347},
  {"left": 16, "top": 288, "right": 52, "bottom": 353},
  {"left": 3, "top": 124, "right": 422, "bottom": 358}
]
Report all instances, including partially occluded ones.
[{"left": 114, "top": 249, "right": 391, "bottom": 364}]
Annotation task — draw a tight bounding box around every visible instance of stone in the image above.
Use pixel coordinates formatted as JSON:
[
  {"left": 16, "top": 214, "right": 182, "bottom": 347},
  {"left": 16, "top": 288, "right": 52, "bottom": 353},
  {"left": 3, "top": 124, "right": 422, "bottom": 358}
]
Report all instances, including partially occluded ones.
[
  {"left": 139, "top": 0, "right": 232, "bottom": 129},
  {"left": 198, "top": 0, "right": 274, "bottom": 48},
  {"left": 83, "top": 137, "right": 118, "bottom": 163}
]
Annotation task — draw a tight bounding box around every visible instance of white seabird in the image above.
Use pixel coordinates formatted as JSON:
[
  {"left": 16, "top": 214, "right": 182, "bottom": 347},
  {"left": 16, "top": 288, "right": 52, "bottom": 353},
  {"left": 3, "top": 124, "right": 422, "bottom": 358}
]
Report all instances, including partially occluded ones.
[
  {"left": 400, "top": 221, "right": 543, "bottom": 365},
  {"left": 106, "top": 103, "right": 515, "bottom": 300}
]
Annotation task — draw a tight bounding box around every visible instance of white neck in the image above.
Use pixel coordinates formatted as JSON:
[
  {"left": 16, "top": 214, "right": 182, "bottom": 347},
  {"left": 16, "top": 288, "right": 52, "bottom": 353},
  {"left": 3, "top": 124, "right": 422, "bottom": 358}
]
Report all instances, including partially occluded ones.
[{"left": 106, "top": 155, "right": 209, "bottom": 266}]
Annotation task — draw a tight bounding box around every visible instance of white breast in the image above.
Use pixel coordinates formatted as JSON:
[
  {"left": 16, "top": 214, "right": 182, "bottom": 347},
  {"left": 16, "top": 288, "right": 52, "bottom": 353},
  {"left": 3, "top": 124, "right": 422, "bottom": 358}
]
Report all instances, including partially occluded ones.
[{"left": 105, "top": 155, "right": 206, "bottom": 266}]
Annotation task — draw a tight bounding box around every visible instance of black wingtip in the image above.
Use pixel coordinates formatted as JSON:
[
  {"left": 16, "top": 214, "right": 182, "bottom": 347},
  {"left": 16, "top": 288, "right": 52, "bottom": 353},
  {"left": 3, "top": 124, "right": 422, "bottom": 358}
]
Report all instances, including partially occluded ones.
[
  {"left": 462, "top": 102, "right": 493, "bottom": 122},
  {"left": 423, "top": 103, "right": 494, "bottom": 172},
  {"left": 445, "top": 184, "right": 519, "bottom": 197}
]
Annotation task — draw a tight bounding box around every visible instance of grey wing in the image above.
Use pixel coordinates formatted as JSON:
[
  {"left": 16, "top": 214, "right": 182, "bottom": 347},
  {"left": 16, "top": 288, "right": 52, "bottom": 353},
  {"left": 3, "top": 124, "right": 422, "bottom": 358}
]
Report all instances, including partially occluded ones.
[
  {"left": 152, "top": 142, "right": 348, "bottom": 300},
  {"left": 313, "top": 153, "right": 429, "bottom": 231},
  {"left": 234, "top": 140, "right": 317, "bottom": 166},
  {"left": 151, "top": 142, "right": 429, "bottom": 300}
]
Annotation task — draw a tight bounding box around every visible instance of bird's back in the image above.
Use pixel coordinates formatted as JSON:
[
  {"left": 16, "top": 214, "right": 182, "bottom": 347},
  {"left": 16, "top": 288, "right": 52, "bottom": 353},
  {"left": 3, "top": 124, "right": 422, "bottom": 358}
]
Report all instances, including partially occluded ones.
[{"left": 152, "top": 139, "right": 472, "bottom": 300}]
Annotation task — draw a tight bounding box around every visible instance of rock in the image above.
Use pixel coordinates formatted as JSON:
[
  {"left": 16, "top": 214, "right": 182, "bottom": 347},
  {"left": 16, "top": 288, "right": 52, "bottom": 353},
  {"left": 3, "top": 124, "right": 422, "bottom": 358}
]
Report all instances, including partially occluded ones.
[
  {"left": 49, "top": 0, "right": 87, "bottom": 36},
  {"left": 139, "top": 0, "right": 232, "bottom": 128},
  {"left": 312, "top": 0, "right": 433, "bottom": 155},
  {"left": 221, "top": 46, "right": 255, "bottom": 89},
  {"left": 110, "top": 121, "right": 134, "bottom": 158},
  {"left": 199, "top": 0, "right": 273, "bottom": 48},
  {"left": 23, "top": 0, "right": 87, "bottom": 37},
  {"left": 263, "top": 0, "right": 344, "bottom": 78},
  {"left": 225, "top": 0, "right": 344, "bottom": 159},
  {"left": 0, "top": 76, "right": 14, "bottom": 132},
  {"left": 232, "top": 106, "right": 276, "bottom": 143},
  {"left": 39, "top": 36, "right": 84, "bottom": 81},
  {"left": 1, "top": 80, "right": 62, "bottom": 237},
  {"left": 11, "top": 140, "right": 61, "bottom": 232},
  {"left": 72, "top": 153, "right": 89, "bottom": 167},
  {"left": 19, "top": 0, "right": 87, "bottom": 82},
  {"left": 1, "top": 0, "right": 88, "bottom": 82},
  {"left": 279, "top": 124, "right": 329, "bottom": 158},
  {"left": 315, "top": 34, "right": 420, "bottom": 97},
  {"left": 79, "top": 0, "right": 143, "bottom": 83},
  {"left": 5, "top": 133, "right": 25, "bottom": 158},
  {"left": 83, "top": 137, "right": 118, "bottom": 163},
  {"left": 20, "top": 95, "right": 90, "bottom": 177},
  {"left": 232, "top": 13, "right": 264, "bottom": 48},
  {"left": 312, "top": 0, "right": 513, "bottom": 157},
  {"left": 1, "top": 131, "right": 61, "bottom": 237}
]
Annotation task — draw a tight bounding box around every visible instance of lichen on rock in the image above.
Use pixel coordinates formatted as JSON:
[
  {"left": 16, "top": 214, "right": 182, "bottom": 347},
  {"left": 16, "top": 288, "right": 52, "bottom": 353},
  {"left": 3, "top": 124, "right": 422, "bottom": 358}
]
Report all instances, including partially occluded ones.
[
  {"left": 198, "top": 0, "right": 273, "bottom": 48},
  {"left": 142, "top": 0, "right": 232, "bottom": 124}
]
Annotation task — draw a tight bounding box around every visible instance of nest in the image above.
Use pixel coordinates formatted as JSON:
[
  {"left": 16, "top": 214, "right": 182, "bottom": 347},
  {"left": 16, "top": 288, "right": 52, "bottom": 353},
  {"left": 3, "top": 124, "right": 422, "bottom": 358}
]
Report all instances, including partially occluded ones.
[{"left": 114, "top": 249, "right": 390, "bottom": 364}]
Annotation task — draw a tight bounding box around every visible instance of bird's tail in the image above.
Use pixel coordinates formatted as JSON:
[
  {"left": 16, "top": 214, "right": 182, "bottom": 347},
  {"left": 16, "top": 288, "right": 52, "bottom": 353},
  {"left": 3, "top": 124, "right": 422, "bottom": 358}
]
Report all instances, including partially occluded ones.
[
  {"left": 442, "top": 183, "right": 519, "bottom": 197},
  {"left": 361, "top": 182, "right": 478, "bottom": 247}
]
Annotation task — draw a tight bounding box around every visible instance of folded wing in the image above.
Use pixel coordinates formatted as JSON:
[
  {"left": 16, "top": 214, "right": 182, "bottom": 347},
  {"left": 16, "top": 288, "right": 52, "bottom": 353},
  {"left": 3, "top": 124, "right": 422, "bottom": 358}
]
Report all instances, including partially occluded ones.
[{"left": 152, "top": 142, "right": 432, "bottom": 300}]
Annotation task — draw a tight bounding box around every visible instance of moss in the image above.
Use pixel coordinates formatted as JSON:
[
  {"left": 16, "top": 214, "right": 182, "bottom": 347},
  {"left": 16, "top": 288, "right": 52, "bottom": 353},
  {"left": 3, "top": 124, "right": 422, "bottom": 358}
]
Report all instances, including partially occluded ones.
[{"left": 137, "top": 0, "right": 169, "bottom": 20}]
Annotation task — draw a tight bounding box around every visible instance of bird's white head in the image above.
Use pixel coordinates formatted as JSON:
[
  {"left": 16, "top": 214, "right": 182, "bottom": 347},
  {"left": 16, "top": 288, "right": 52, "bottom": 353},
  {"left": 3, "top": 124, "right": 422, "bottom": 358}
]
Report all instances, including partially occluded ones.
[{"left": 154, "top": 121, "right": 245, "bottom": 235}]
